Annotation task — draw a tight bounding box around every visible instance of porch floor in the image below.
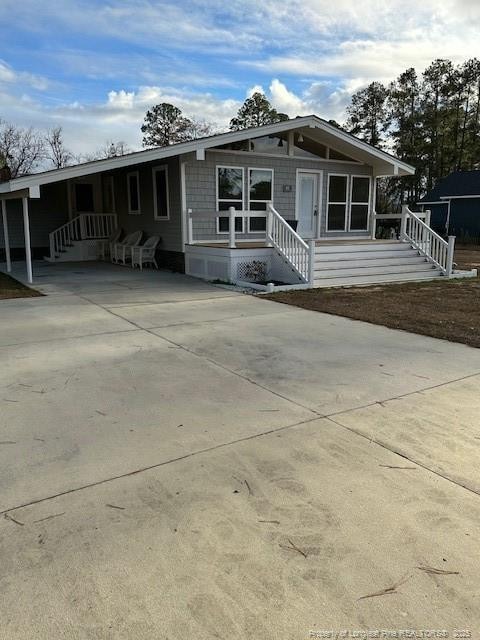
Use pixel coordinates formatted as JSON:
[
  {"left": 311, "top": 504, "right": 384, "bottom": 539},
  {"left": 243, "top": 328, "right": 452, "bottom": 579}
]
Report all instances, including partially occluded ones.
[{"left": 191, "top": 238, "right": 396, "bottom": 249}]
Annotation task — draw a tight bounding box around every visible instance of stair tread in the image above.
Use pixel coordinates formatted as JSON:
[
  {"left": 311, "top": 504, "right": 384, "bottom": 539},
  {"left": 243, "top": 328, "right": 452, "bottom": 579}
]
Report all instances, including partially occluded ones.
[
  {"left": 312, "top": 270, "right": 444, "bottom": 287},
  {"left": 314, "top": 264, "right": 437, "bottom": 277}
]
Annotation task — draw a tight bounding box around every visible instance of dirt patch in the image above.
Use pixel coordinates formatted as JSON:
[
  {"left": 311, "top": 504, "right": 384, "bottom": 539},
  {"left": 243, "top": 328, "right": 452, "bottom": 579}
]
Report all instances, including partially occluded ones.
[
  {"left": 0, "top": 273, "right": 42, "bottom": 300},
  {"left": 454, "top": 246, "right": 480, "bottom": 272},
  {"left": 264, "top": 248, "right": 480, "bottom": 349}
]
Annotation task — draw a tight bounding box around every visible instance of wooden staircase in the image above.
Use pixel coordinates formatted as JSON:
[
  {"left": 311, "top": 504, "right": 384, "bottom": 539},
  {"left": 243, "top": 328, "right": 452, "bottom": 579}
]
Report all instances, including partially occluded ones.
[{"left": 312, "top": 240, "right": 444, "bottom": 287}]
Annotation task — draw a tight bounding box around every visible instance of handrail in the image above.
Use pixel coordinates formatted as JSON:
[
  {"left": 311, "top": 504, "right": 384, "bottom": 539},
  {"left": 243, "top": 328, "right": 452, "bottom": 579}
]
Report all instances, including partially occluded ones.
[
  {"left": 49, "top": 213, "right": 117, "bottom": 258},
  {"left": 401, "top": 205, "right": 455, "bottom": 275},
  {"left": 266, "top": 203, "right": 312, "bottom": 283}
]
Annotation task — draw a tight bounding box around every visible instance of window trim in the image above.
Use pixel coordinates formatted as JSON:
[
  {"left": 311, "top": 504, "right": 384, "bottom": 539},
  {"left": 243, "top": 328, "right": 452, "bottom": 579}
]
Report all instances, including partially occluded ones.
[
  {"left": 349, "top": 174, "right": 371, "bottom": 232},
  {"left": 326, "top": 173, "right": 349, "bottom": 232},
  {"left": 127, "top": 171, "right": 141, "bottom": 215},
  {"left": 152, "top": 165, "right": 170, "bottom": 221},
  {"left": 216, "top": 165, "right": 245, "bottom": 234},
  {"left": 247, "top": 167, "right": 273, "bottom": 233}
]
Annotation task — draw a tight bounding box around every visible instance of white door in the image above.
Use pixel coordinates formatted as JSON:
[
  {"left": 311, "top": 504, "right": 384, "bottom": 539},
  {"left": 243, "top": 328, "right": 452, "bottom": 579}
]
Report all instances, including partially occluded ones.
[{"left": 296, "top": 172, "right": 320, "bottom": 238}]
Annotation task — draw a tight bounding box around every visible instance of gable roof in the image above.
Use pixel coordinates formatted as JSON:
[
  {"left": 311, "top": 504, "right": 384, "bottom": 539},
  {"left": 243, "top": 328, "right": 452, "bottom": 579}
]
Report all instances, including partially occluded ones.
[
  {"left": 419, "top": 170, "right": 480, "bottom": 203},
  {"left": 0, "top": 115, "right": 415, "bottom": 197}
]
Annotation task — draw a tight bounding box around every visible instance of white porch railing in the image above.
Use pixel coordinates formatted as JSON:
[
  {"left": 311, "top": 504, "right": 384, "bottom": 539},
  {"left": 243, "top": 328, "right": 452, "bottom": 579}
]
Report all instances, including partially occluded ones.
[
  {"left": 266, "top": 203, "right": 312, "bottom": 283},
  {"left": 374, "top": 206, "right": 455, "bottom": 276},
  {"left": 401, "top": 205, "right": 455, "bottom": 275},
  {"left": 187, "top": 208, "right": 268, "bottom": 248},
  {"left": 49, "top": 213, "right": 117, "bottom": 258}
]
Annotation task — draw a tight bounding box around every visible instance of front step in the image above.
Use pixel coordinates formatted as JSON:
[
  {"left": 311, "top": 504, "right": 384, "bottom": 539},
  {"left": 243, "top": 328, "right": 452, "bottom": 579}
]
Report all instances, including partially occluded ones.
[
  {"left": 313, "top": 268, "right": 444, "bottom": 288},
  {"left": 315, "top": 240, "right": 411, "bottom": 254},
  {"left": 315, "top": 255, "right": 426, "bottom": 269},
  {"left": 44, "top": 239, "right": 103, "bottom": 262},
  {"left": 314, "top": 263, "right": 438, "bottom": 279}
]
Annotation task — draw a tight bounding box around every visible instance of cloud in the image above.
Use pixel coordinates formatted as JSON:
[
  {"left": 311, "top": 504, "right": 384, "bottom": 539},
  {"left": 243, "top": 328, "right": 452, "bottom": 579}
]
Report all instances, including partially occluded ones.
[
  {"left": 1, "top": 0, "right": 479, "bottom": 157},
  {"left": 0, "top": 60, "right": 48, "bottom": 91}
]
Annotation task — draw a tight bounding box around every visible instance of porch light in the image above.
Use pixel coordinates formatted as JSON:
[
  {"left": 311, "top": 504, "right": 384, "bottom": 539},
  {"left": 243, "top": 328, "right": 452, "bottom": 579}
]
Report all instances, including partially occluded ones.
[
  {"left": 297, "top": 133, "right": 304, "bottom": 143},
  {"left": 277, "top": 138, "right": 284, "bottom": 147}
]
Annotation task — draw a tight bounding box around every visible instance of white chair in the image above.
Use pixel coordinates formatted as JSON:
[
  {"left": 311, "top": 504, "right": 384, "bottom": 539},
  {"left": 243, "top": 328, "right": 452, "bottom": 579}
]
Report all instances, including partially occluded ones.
[
  {"left": 112, "top": 230, "right": 143, "bottom": 264},
  {"left": 131, "top": 236, "right": 160, "bottom": 270},
  {"left": 98, "top": 227, "right": 122, "bottom": 260}
]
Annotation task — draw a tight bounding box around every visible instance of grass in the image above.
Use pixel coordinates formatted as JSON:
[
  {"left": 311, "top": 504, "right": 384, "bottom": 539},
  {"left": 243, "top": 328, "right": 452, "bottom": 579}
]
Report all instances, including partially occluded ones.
[
  {"left": 0, "top": 272, "right": 42, "bottom": 300},
  {"left": 264, "top": 247, "right": 480, "bottom": 349}
]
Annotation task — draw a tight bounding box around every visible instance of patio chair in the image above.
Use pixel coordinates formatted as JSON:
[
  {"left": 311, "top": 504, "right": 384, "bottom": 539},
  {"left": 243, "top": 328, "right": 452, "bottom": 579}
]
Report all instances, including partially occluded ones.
[
  {"left": 97, "top": 227, "right": 122, "bottom": 260},
  {"left": 131, "top": 236, "right": 160, "bottom": 270},
  {"left": 112, "top": 230, "right": 143, "bottom": 265}
]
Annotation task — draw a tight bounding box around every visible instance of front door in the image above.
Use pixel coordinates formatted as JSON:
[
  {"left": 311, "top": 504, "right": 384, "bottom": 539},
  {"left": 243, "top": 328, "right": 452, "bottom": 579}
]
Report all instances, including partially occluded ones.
[{"left": 296, "top": 171, "right": 320, "bottom": 238}]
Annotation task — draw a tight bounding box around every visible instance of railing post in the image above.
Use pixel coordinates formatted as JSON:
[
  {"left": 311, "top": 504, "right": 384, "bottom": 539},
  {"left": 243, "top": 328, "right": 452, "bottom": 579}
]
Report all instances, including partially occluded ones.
[
  {"left": 79, "top": 214, "right": 86, "bottom": 240},
  {"left": 446, "top": 235, "right": 455, "bottom": 277},
  {"left": 187, "top": 209, "right": 193, "bottom": 245},
  {"left": 371, "top": 212, "right": 377, "bottom": 240},
  {"left": 308, "top": 238, "right": 316, "bottom": 286},
  {"left": 424, "top": 209, "right": 431, "bottom": 228},
  {"left": 266, "top": 202, "right": 273, "bottom": 245},
  {"left": 400, "top": 205, "right": 409, "bottom": 240},
  {"left": 228, "top": 206, "right": 236, "bottom": 249}
]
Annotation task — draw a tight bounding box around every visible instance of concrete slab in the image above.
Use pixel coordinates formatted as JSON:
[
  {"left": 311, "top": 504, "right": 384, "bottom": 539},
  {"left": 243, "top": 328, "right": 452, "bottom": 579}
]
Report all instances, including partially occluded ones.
[
  {"left": 0, "top": 295, "right": 133, "bottom": 346},
  {"left": 331, "top": 373, "right": 480, "bottom": 494},
  {"left": 105, "top": 295, "right": 296, "bottom": 329},
  {"left": 1, "top": 416, "right": 479, "bottom": 639},
  {"left": 0, "top": 329, "right": 313, "bottom": 511},
  {"left": 152, "top": 307, "right": 480, "bottom": 414},
  {"left": 2, "top": 261, "right": 480, "bottom": 637}
]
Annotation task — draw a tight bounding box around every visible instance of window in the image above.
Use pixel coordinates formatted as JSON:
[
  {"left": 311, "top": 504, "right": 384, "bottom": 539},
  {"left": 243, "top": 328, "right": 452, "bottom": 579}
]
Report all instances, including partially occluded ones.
[
  {"left": 327, "top": 175, "right": 348, "bottom": 231},
  {"left": 216, "top": 166, "right": 244, "bottom": 233},
  {"left": 248, "top": 168, "right": 272, "bottom": 232},
  {"left": 127, "top": 171, "right": 141, "bottom": 214},
  {"left": 75, "top": 183, "right": 94, "bottom": 212},
  {"left": 153, "top": 166, "right": 169, "bottom": 220},
  {"left": 350, "top": 176, "right": 370, "bottom": 230}
]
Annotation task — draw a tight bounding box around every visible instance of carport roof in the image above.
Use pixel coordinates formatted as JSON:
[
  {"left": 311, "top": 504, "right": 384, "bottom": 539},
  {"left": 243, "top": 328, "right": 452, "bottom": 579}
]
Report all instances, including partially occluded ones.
[{"left": 0, "top": 115, "right": 415, "bottom": 197}]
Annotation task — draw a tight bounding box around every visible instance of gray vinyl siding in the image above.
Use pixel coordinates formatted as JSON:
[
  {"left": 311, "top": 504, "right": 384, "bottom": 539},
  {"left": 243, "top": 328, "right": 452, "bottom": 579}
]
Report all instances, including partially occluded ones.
[
  {"left": 111, "top": 156, "right": 182, "bottom": 252},
  {"left": 0, "top": 182, "right": 69, "bottom": 249},
  {"left": 184, "top": 150, "right": 373, "bottom": 241}
]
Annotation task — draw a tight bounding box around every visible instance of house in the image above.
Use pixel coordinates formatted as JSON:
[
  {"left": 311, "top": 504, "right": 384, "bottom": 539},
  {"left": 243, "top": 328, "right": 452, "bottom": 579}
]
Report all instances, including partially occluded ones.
[
  {"left": 419, "top": 170, "right": 480, "bottom": 241},
  {"left": 0, "top": 115, "right": 471, "bottom": 289}
]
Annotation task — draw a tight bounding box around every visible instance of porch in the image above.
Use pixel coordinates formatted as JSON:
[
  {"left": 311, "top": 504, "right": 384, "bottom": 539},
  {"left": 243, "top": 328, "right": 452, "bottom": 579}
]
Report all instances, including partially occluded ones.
[{"left": 185, "top": 204, "right": 474, "bottom": 290}]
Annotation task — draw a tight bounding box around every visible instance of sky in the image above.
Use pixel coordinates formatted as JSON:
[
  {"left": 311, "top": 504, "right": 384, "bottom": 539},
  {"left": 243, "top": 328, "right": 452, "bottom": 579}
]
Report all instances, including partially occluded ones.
[{"left": 0, "top": 0, "right": 479, "bottom": 155}]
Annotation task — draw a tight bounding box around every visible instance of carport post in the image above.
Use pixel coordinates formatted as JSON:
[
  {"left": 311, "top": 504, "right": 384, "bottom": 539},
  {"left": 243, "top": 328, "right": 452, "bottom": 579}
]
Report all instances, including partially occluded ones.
[
  {"left": 1, "top": 199, "right": 11, "bottom": 272},
  {"left": 22, "top": 196, "right": 33, "bottom": 284}
]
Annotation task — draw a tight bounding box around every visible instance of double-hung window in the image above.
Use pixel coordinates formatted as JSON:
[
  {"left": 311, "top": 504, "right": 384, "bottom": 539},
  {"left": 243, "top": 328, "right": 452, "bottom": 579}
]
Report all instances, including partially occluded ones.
[
  {"left": 248, "top": 168, "right": 273, "bottom": 232},
  {"left": 216, "top": 166, "right": 244, "bottom": 233},
  {"left": 152, "top": 165, "right": 169, "bottom": 220},
  {"left": 127, "top": 171, "right": 141, "bottom": 215}
]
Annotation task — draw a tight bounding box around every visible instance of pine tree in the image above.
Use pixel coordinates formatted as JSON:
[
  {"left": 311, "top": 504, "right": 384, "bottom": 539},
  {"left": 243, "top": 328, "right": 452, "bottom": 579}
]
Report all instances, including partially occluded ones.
[
  {"left": 345, "top": 82, "right": 390, "bottom": 147},
  {"left": 229, "top": 93, "right": 289, "bottom": 131}
]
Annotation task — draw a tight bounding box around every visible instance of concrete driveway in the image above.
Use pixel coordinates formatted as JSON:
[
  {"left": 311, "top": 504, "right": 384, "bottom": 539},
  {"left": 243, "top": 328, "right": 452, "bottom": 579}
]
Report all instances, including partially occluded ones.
[{"left": 1, "top": 261, "right": 480, "bottom": 639}]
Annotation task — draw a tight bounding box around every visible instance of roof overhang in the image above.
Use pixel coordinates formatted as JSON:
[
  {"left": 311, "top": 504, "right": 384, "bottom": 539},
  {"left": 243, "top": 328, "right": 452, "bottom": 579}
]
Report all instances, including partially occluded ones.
[{"left": 0, "top": 115, "right": 414, "bottom": 197}]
